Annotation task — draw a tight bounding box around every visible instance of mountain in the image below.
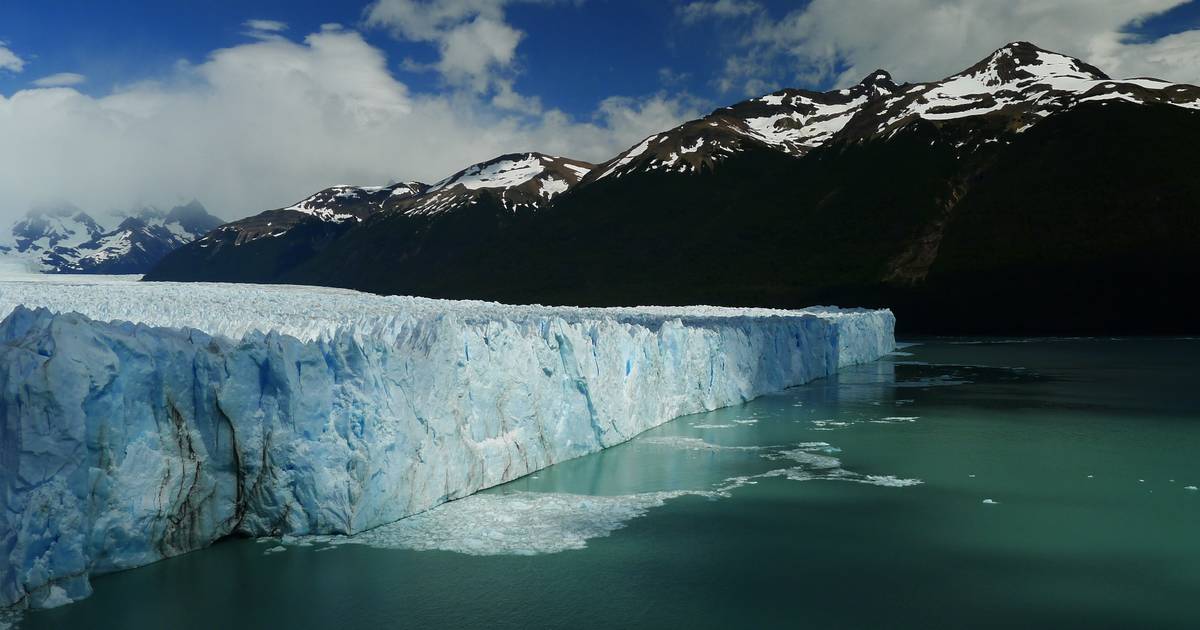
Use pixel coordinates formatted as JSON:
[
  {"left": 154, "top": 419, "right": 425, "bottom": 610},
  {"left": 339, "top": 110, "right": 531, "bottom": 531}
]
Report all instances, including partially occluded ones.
[
  {"left": 1, "top": 201, "right": 223, "bottom": 274},
  {"left": 147, "top": 43, "right": 1200, "bottom": 334},
  {"left": 142, "top": 183, "right": 426, "bottom": 283},
  {"left": 406, "top": 153, "right": 594, "bottom": 214},
  {"left": 146, "top": 153, "right": 593, "bottom": 283},
  {"left": 583, "top": 69, "right": 900, "bottom": 182},
  {"left": 3, "top": 203, "right": 105, "bottom": 257}
]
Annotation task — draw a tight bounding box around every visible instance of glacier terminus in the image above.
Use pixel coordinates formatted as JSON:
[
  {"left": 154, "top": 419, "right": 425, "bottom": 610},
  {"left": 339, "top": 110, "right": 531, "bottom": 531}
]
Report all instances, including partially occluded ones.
[{"left": 0, "top": 277, "right": 894, "bottom": 610}]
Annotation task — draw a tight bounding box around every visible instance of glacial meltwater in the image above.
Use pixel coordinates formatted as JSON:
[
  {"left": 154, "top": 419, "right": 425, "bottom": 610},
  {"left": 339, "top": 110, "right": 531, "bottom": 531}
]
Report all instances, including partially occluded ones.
[{"left": 13, "top": 338, "right": 1200, "bottom": 629}]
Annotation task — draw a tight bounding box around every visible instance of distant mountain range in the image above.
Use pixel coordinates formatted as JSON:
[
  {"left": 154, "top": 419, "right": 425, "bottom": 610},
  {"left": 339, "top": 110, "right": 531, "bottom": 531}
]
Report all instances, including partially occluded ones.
[
  {"left": 146, "top": 43, "right": 1200, "bottom": 334},
  {"left": 1, "top": 201, "right": 222, "bottom": 274}
]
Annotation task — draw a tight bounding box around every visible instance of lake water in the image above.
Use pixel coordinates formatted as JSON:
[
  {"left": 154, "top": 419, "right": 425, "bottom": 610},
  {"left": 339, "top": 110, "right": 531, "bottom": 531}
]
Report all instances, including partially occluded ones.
[{"left": 14, "top": 338, "right": 1200, "bottom": 629}]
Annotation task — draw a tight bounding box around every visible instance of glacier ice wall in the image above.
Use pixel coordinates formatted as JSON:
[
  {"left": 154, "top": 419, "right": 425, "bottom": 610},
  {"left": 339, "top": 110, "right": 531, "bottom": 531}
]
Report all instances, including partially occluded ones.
[{"left": 0, "top": 280, "right": 893, "bottom": 609}]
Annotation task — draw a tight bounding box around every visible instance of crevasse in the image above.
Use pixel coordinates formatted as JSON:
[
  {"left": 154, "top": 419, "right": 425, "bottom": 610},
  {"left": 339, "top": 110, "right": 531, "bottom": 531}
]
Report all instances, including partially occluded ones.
[{"left": 0, "top": 280, "right": 894, "bottom": 610}]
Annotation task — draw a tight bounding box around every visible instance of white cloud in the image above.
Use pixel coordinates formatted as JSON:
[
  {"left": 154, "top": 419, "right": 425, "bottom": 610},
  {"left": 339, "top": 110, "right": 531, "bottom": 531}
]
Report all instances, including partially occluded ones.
[
  {"left": 364, "top": 0, "right": 512, "bottom": 41},
  {"left": 364, "top": 0, "right": 551, "bottom": 94},
  {"left": 678, "top": 0, "right": 762, "bottom": 24},
  {"left": 491, "top": 78, "right": 543, "bottom": 113},
  {"left": 686, "top": 0, "right": 1200, "bottom": 91},
  {"left": 435, "top": 15, "right": 524, "bottom": 90},
  {"left": 715, "top": 54, "right": 778, "bottom": 97},
  {"left": 244, "top": 19, "right": 289, "bottom": 32},
  {"left": 32, "top": 72, "right": 86, "bottom": 87},
  {"left": 0, "top": 42, "right": 25, "bottom": 73},
  {"left": 0, "top": 27, "right": 699, "bottom": 222}
]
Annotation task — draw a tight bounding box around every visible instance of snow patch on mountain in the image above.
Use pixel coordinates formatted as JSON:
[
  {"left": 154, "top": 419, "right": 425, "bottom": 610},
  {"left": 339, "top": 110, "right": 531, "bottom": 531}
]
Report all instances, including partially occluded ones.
[
  {"left": 400, "top": 153, "right": 594, "bottom": 215},
  {"left": 596, "top": 134, "right": 659, "bottom": 180},
  {"left": 431, "top": 155, "right": 545, "bottom": 192},
  {"left": 742, "top": 95, "right": 867, "bottom": 149},
  {"left": 285, "top": 186, "right": 387, "bottom": 222},
  {"left": 539, "top": 177, "right": 569, "bottom": 198}
]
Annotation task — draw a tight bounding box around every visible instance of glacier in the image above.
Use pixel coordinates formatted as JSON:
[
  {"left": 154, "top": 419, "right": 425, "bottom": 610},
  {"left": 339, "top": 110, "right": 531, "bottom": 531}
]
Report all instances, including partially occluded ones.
[{"left": 0, "top": 278, "right": 894, "bottom": 610}]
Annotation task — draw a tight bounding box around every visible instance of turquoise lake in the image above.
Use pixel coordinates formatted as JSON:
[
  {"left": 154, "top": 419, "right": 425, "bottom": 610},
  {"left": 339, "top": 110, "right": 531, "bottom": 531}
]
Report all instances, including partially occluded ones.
[{"left": 15, "top": 338, "right": 1200, "bottom": 629}]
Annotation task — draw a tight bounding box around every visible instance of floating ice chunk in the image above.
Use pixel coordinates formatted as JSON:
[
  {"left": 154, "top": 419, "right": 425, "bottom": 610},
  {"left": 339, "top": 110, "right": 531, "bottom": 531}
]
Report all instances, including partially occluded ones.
[
  {"left": 982, "top": 499, "right": 999, "bottom": 505},
  {"left": 37, "top": 586, "right": 74, "bottom": 609},
  {"left": 1186, "top": 486, "right": 1198, "bottom": 491},
  {"left": 298, "top": 439, "right": 921, "bottom": 556},
  {"left": 312, "top": 491, "right": 700, "bottom": 556},
  {"left": 859, "top": 475, "right": 923, "bottom": 488},
  {"left": 893, "top": 376, "right": 971, "bottom": 387},
  {"left": 871, "top": 416, "right": 920, "bottom": 424},
  {"left": 637, "top": 437, "right": 768, "bottom": 452},
  {"left": 751, "top": 445, "right": 923, "bottom": 488}
]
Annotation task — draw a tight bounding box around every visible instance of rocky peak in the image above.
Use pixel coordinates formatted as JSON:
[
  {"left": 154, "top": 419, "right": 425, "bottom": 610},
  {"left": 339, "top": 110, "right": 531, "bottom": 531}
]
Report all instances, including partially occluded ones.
[
  {"left": 856, "top": 69, "right": 898, "bottom": 96},
  {"left": 964, "top": 41, "right": 1109, "bottom": 87},
  {"left": 399, "top": 153, "right": 595, "bottom": 215}
]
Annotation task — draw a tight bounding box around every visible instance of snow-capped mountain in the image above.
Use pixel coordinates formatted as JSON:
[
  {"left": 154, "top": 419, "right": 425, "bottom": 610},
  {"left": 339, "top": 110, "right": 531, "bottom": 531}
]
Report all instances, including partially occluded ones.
[
  {"left": 285, "top": 182, "right": 426, "bottom": 223},
  {"left": 191, "top": 181, "right": 425, "bottom": 249},
  {"left": 838, "top": 42, "right": 1200, "bottom": 146},
  {"left": 585, "top": 70, "right": 900, "bottom": 182},
  {"left": 586, "top": 42, "right": 1199, "bottom": 182},
  {"left": 1, "top": 201, "right": 223, "bottom": 274},
  {"left": 184, "top": 153, "right": 589, "bottom": 255},
  {"left": 397, "top": 153, "right": 594, "bottom": 215},
  {"left": 147, "top": 153, "right": 593, "bottom": 283},
  {"left": 194, "top": 154, "right": 591, "bottom": 246},
  {"left": 3, "top": 203, "right": 105, "bottom": 257}
]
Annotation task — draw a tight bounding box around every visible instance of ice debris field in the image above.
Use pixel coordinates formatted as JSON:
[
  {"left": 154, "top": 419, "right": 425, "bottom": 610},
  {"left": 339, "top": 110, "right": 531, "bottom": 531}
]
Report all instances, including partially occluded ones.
[{"left": 0, "top": 276, "right": 893, "bottom": 610}]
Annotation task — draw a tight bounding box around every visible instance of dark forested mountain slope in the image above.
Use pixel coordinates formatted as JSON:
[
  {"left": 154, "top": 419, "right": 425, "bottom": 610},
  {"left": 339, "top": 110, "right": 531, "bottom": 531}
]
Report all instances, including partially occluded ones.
[{"left": 147, "top": 43, "right": 1200, "bottom": 334}]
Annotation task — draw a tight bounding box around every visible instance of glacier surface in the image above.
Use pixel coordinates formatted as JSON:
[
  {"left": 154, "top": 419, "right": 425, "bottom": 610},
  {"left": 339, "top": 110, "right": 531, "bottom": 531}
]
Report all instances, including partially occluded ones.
[{"left": 0, "top": 278, "right": 893, "bottom": 609}]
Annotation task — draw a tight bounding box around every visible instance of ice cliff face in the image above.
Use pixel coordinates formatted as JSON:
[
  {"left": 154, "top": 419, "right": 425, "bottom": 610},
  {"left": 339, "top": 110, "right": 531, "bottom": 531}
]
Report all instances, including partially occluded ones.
[{"left": 0, "top": 279, "right": 894, "bottom": 610}]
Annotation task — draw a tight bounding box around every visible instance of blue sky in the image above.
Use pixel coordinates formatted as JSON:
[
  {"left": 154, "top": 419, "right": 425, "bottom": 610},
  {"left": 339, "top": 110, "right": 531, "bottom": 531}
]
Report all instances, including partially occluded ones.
[
  {"left": 9, "top": 0, "right": 1195, "bottom": 115},
  {"left": 0, "top": 1, "right": 784, "bottom": 113},
  {"left": 1, "top": 0, "right": 1198, "bottom": 218},
  {"left": 0, "top": 2, "right": 681, "bottom": 112}
]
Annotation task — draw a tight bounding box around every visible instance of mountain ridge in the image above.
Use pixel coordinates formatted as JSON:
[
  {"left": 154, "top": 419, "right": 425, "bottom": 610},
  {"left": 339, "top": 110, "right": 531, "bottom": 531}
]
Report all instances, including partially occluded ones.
[
  {"left": 2, "top": 201, "right": 223, "bottom": 274},
  {"left": 146, "top": 43, "right": 1200, "bottom": 333}
]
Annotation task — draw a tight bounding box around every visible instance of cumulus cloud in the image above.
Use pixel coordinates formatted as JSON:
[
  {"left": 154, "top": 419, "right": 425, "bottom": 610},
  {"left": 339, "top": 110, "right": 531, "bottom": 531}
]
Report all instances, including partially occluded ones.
[
  {"left": 683, "top": 0, "right": 1200, "bottom": 92},
  {"left": 32, "top": 72, "right": 86, "bottom": 87},
  {"left": 364, "top": 0, "right": 540, "bottom": 93},
  {"left": 0, "top": 27, "right": 699, "bottom": 221},
  {"left": 0, "top": 42, "right": 25, "bottom": 73}
]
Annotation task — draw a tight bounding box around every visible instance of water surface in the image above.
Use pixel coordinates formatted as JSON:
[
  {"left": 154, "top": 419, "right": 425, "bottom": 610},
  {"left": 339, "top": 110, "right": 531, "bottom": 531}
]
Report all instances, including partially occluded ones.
[{"left": 18, "top": 338, "right": 1200, "bottom": 629}]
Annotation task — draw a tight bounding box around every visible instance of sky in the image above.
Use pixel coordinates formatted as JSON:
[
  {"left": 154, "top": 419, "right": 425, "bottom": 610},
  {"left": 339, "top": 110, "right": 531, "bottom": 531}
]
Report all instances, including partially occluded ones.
[{"left": 1, "top": 0, "right": 1198, "bottom": 220}]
